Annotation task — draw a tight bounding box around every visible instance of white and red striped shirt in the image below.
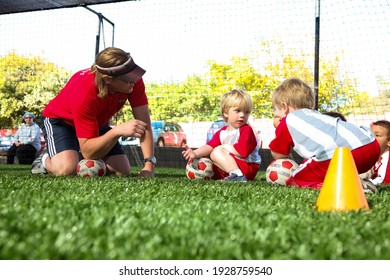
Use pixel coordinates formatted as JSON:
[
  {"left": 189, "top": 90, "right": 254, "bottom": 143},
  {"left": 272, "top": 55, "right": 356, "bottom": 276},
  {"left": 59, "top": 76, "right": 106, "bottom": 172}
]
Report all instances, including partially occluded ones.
[
  {"left": 270, "top": 109, "right": 375, "bottom": 162},
  {"left": 370, "top": 151, "right": 390, "bottom": 185}
]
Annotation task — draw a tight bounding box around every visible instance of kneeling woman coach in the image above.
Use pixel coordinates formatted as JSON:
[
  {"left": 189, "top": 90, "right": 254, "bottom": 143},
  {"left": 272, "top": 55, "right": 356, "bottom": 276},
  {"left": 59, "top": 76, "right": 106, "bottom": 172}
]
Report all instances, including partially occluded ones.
[{"left": 32, "top": 47, "right": 156, "bottom": 177}]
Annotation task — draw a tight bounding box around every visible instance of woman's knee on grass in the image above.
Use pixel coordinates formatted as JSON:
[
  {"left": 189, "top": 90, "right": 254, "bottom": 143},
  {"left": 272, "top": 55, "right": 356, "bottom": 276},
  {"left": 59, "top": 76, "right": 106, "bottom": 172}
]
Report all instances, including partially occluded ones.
[
  {"left": 49, "top": 150, "right": 80, "bottom": 176},
  {"left": 51, "top": 164, "right": 78, "bottom": 176}
]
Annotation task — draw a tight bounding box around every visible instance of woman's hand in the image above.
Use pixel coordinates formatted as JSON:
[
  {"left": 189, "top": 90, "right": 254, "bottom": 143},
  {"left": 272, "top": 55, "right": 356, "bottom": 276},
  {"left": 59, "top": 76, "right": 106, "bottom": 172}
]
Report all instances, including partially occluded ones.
[
  {"left": 137, "top": 169, "right": 154, "bottom": 177},
  {"left": 115, "top": 119, "right": 148, "bottom": 138}
]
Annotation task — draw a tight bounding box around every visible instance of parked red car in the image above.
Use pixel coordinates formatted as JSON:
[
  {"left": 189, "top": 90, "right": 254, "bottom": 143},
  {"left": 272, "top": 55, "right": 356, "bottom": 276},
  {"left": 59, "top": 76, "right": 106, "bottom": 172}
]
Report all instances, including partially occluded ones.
[{"left": 152, "top": 121, "right": 187, "bottom": 147}]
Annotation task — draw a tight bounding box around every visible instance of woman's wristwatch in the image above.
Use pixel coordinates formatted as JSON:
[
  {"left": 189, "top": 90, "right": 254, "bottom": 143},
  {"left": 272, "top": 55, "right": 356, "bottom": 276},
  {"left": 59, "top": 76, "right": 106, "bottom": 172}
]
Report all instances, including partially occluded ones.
[{"left": 144, "top": 156, "right": 157, "bottom": 165}]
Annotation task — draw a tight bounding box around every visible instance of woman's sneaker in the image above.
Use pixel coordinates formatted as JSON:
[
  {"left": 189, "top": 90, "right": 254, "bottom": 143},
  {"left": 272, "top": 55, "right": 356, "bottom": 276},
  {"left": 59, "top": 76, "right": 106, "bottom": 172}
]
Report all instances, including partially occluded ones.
[{"left": 31, "top": 153, "right": 48, "bottom": 174}]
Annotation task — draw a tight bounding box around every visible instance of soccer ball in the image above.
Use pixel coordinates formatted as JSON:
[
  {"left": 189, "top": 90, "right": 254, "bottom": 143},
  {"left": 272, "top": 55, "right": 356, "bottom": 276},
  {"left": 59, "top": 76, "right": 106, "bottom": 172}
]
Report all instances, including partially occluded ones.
[
  {"left": 266, "top": 159, "right": 298, "bottom": 185},
  {"left": 186, "top": 157, "right": 214, "bottom": 180},
  {"left": 77, "top": 159, "right": 106, "bottom": 177}
]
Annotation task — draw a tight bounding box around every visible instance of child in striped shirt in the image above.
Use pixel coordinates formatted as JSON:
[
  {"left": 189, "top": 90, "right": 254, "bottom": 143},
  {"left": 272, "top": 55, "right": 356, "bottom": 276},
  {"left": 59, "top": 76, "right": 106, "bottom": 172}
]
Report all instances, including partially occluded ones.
[{"left": 269, "top": 78, "right": 380, "bottom": 190}]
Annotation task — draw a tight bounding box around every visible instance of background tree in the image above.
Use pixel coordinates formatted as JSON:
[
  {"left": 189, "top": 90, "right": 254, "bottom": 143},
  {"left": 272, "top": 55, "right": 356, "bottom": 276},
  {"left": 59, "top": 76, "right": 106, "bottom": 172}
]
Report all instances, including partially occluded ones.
[
  {"left": 261, "top": 53, "right": 360, "bottom": 116},
  {"left": 345, "top": 74, "right": 390, "bottom": 115},
  {"left": 1, "top": 44, "right": 370, "bottom": 127},
  {"left": 145, "top": 76, "right": 217, "bottom": 122},
  {"left": 0, "top": 52, "right": 70, "bottom": 128},
  {"left": 345, "top": 89, "right": 390, "bottom": 116},
  {"left": 144, "top": 46, "right": 364, "bottom": 122},
  {"left": 143, "top": 56, "right": 269, "bottom": 123},
  {"left": 207, "top": 56, "right": 269, "bottom": 118}
]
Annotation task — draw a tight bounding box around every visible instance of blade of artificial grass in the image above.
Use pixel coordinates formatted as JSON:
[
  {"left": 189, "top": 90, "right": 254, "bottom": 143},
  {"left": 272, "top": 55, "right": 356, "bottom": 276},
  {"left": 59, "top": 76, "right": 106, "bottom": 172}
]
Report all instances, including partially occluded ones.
[{"left": 1, "top": 164, "right": 390, "bottom": 259}]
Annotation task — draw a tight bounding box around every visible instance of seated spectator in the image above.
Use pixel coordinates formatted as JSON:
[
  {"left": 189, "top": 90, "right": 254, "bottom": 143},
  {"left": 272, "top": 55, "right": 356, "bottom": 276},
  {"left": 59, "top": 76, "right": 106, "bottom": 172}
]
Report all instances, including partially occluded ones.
[{"left": 6, "top": 112, "right": 41, "bottom": 165}]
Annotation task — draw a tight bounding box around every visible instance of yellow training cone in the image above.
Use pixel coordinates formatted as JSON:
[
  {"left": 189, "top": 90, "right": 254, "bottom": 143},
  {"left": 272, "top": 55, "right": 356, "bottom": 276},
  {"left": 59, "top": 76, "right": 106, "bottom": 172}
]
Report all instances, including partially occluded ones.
[{"left": 315, "top": 147, "right": 369, "bottom": 212}]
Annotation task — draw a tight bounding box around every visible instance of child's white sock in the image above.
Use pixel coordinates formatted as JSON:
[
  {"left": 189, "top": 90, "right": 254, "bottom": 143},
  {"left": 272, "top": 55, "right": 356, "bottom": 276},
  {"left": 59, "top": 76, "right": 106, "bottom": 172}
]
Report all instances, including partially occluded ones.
[{"left": 230, "top": 169, "right": 243, "bottom": 176}]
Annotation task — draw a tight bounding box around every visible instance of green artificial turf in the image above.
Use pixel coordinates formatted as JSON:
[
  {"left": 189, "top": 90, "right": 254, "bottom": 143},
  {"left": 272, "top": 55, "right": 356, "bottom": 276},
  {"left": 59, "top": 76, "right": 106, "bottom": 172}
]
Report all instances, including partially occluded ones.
[{"left": 1, "top": 164, "right": 390, "bottom": 260}]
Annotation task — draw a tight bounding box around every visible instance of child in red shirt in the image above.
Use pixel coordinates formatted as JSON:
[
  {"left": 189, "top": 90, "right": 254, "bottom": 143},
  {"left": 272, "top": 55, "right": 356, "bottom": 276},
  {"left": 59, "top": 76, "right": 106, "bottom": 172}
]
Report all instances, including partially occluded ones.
[
  {"left": 368, "top": 120, "right": 390, "bottom": 185},
  {"left": 182, "top": 89, "right": 261, "bottom": 182}
]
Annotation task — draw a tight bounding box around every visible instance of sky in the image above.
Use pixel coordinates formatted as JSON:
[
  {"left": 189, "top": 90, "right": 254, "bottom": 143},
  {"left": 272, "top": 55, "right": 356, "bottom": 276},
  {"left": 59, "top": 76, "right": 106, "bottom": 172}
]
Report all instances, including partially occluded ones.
[{"left": 0, "top": 0, "right": 389, "bottom": 94}]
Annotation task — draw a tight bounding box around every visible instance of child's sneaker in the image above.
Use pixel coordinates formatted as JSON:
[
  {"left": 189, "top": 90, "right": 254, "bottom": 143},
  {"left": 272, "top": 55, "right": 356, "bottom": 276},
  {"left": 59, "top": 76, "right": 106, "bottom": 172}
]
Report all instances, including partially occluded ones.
[
  {"left": 31, "top": 152, "right": 48, "bottom": 174},
  {"left": 360, "top": 178, "right": 378, "bottom": 194},
  {"left": 223, "top": 173, "right": 248, "bottom": 182}
]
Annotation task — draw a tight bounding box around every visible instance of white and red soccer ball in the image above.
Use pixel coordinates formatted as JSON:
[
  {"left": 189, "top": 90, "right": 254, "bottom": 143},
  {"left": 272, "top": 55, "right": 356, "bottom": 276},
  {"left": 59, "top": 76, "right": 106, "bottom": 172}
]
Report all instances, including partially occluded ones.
[
  {"left": 77, "top": 159, "right": 106, "bottom": 177},
  {"left": 186, "top": 157, "right": 214, "bottom": 180},
  {"left": 266, "top": 159, "right": 298, "bottom": 185}
]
